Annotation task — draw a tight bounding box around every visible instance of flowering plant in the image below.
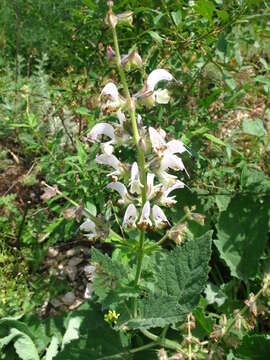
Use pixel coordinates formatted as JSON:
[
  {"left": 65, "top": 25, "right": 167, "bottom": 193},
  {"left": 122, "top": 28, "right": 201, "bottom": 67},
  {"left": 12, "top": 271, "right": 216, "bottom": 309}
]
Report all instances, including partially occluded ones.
[{"left": 67, "top": 2, "right": 213, "bottom": 357}]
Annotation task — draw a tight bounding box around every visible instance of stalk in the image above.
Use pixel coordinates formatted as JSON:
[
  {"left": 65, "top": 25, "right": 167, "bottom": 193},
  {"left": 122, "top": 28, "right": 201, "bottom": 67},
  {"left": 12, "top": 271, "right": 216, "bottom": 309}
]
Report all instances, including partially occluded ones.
[
  {"left": 41, "top": 181, "right": 122, "bottom": 242},
  {"left": 110, "top": 14, "right": 148, "bottom": 315}
]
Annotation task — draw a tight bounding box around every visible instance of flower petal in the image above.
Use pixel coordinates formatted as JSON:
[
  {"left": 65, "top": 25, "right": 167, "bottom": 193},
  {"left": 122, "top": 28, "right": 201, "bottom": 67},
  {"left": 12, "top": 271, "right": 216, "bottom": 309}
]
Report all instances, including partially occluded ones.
[
  {"left": 89, "top": 123, "right": 115, "bottom": 142},
  {"left": 129, "top": 162, "right": 143, "bottom": 194},
  {"left": 147, "top": 69, "right": 173, "bottom": 92},
  {"left": 107, "top": 181, "right": 128, "bottom": 200},
  {"left": 138, "top": 201, "right": 152, "bottom": 229},
  {"left": 80, "top": 219, "right": 97, "bottom": 239},
  {"left": 101, "top": 82, "right": 119, "bottom": 101},
  {"left": 123, "top": 203, "right": 138, "bottom": 227},
  {"left": 165, "top": 139, "right": 189, "bottom": 155},
  {"left": 154, "top": 89, "right": 170, "bottom": 104},
  {"left": 149, "top": 127, "right": 166, "bottom": 154},
  {"left": 160, "top": 154, "right": 186, "bottom": 172},
  {"left": 96, "top": 154, "right": 121, "bottom": 171},
  {"left": 152, "top": 205, "right": 169, "bottom": 228}
]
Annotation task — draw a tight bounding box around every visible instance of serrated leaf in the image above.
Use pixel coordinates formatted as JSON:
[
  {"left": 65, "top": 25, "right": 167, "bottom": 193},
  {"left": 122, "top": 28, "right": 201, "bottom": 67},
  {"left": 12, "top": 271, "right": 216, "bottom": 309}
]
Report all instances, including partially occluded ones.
[
  {"left": 236, "top": 335, "right": 270, "bottom": 359},
  {"left": 215, "top": 195, "right": 268, "bottom": 280},
  {"left": 119, "top": 232, "right": 212, "bottom": 329},
  {"left": 91, "top": 248, "right": 127, "bottom": 279}
]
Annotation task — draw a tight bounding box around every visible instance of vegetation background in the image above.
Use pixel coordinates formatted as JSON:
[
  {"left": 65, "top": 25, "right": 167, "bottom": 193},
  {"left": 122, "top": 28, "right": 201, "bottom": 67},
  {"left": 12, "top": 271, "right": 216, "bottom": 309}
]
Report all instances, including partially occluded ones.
[{"left": 0, "top": 0, "right": 269, "bottom": 359}]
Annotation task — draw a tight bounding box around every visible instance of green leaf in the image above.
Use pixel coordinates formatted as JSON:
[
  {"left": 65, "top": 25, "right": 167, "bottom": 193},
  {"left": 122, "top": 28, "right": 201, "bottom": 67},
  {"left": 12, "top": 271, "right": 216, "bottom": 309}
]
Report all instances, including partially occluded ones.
[
  {"left": 45, "top": 336, "right": 59, "bottom": 360},
  {"left": 215, "top": 195, "right": 269, "bottom": 280},
  {"left": 203, "top": 133, "right": 226, "bottom": 147},
  {"left": 236, "top": 335, "right": 270, "bottom": 359},
  {"left": 119, "top": 232, "right": 212, "bottom": 329},
  {"left": 240, "top": 166, "right": 265, "bottom": 189},
  {"left": 216, "top": 9, "right": 229, "bottom": 21},
  {"left": 195, "top": 0, "right": 215, "bottom": 21},
  {"left": 171, "top": 11, "right": 182, "bottom": 26},
  {"left": 215, "top": 195, "right": 231, "bottom": 212},
  {"left": 148, "top": 31, "right": 163, "bottom": 44},
  {"left": 12, "top": 329, "right": 40, "bottom": 360},
  {"left": 242, "top": 117, "right": 266, "bottom": 137},
  {"left": 54, "top": 302, "right": 131, "bottom": 360},
  {"left": 62, "top": 317, "right": 82, "bottom": 349}
]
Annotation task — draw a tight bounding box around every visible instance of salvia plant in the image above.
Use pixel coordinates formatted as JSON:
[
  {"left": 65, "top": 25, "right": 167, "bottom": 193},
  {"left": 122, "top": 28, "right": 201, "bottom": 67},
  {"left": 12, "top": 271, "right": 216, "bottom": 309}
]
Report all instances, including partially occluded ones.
[{"left": 36, "top": 2, "right": 270, "bottom": 359}]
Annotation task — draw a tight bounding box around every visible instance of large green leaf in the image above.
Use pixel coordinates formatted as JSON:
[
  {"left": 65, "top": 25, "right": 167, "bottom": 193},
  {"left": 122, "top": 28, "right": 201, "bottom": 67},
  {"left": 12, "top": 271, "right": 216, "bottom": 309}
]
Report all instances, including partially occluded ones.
[
  {"left": 54, "top": 302, "right": 131, "bottom": 360},
  {"left": 236, "top": 335, "right": 270, "bottom": 359},
  {"left": 215, "top": 196, "right": 269, "bottom": 280},
  {"left": 119, "top": 232, "right": 212, "bottom": 329}
]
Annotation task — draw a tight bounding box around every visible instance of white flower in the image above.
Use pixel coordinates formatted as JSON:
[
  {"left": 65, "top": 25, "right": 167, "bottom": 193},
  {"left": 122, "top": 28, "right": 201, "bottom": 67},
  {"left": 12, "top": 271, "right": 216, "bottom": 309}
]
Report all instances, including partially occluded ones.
[
  {"left": 134, "top": 69, "right": 173, "bottom": 106},
  {"left": 100, "top": 141, "right": 114, "bottom": 155},
  {"left": 138, "top": 201, "right": 152, "bottom": 229},
  {"left": 158, "top": 171, "right": 178, "bottom": 188},
  {"left": 101, "top": 82, "right": 119, "bottom": 101},
  {"left": 129, "top": 162, "right": 143, "bottom": 194},
  {"left": 146, "top": 69, "right": 173, "bottom": 92},
  {"left": 149, "top": 127, "right": 166, "bottom": 156},
  {"left": 160, "top": 154, "right": 186, "bottom": 172},
  {"left": 160, "top": 181, "right": 185, "bottom": 207},
  {"left": 149, "top": 127, "right": 189, "bottom": 157},
  {"left": 100, "top": 82, "right": 125, "bottom": 113},
  {"left": 88, "top": 123, "right": 115, "bottom": 142},
  {"left": 146, "top": 173, "right": 162, "bottom": 200},
  {"left": 96, "top": 154, "right": 124, "bottom": 178},
  {"left": 80, "top": 219, "right": 97, "bottom": 239},
  {"left": 152, "top": 205, "right": 169, "bottom": 229},
  {"left": 107, "top": 181, "right": 130, "bottom": 204},
  {"left": 153, "top": 89, "right": 171, "bottom": 104},
  {"left": 123, "top": 203, "right": 138, "bottom": 228},
  {"left": 116, "top": 110, "right": 126, "bottom": 126}
]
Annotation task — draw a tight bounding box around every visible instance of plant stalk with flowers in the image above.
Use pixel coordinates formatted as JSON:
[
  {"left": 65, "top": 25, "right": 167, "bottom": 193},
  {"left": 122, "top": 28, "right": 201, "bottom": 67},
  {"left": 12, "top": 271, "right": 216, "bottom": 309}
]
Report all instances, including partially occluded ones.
[{"left": 41, "top": 1, "right": 213, "bottom": 357}]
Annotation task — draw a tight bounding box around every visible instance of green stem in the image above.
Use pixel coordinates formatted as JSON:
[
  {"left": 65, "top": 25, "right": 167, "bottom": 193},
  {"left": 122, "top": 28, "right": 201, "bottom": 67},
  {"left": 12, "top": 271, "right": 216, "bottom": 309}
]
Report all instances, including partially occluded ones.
[
  {"left": 140, "top": 329, "right": 184, "bottom": 353},
  {"left": 220, "top": 286, "right": 264, "bottom": 341},
  {"left": 98, "top": 341, "right": 156, "bottom": 360},
  {"left": 111, "top": 20, "right": 148, "bottom": 315}
]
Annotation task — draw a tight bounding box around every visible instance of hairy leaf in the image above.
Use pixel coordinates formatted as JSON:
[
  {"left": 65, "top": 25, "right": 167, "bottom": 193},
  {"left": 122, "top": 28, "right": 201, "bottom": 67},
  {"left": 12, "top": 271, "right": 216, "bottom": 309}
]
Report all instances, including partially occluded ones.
[
  {"left": 119, "top": 232, "right": 212, "bottom": 329},
  {"left": 215, "top": 196, "right": 268, "bottom": 280}
]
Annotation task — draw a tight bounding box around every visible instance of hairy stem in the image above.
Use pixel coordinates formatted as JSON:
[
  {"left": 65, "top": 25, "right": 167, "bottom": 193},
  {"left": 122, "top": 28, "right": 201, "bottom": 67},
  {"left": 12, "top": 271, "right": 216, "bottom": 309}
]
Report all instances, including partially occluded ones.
[
  {"left": 111, "top": 16, "right": 148, "bottom": 316},
  {"left": 140, "top": 329, "right": 184, "bottom": 353}
]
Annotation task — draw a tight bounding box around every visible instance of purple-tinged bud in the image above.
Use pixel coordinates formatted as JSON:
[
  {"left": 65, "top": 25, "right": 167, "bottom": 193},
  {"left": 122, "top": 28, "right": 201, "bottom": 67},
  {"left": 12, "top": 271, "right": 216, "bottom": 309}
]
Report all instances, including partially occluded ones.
[
  {"left": 107, "top": 45, "right": 116, "bottom": 61},
  {"left": 117, "top": 11, "right": 133, "bottom": 26}
]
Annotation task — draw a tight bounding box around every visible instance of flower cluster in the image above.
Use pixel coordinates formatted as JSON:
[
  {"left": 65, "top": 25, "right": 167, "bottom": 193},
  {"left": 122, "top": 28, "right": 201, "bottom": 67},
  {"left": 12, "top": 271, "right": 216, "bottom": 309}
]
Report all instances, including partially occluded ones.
[{"left": 80, "top": 5, "right": 189, "bottom": 239}]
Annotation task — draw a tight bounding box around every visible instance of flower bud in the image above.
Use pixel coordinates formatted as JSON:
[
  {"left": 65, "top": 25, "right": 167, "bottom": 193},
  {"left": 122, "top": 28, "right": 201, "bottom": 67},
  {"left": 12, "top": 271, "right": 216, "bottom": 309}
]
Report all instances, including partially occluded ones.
[
  {"left": 117, "top": 11, "right": 133, "bottom": 26},
  {"left": 107, "top": 45, "right": 116, "bottom": 61},
  {"left": 105, "top": 11, "right": 118, "bottom": 28},
  {"left": 121, "top": 49, "right": 142, "bottom": 70},
  {"left": 169, "top": 223, "right": 187, "bottom": 245}
]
